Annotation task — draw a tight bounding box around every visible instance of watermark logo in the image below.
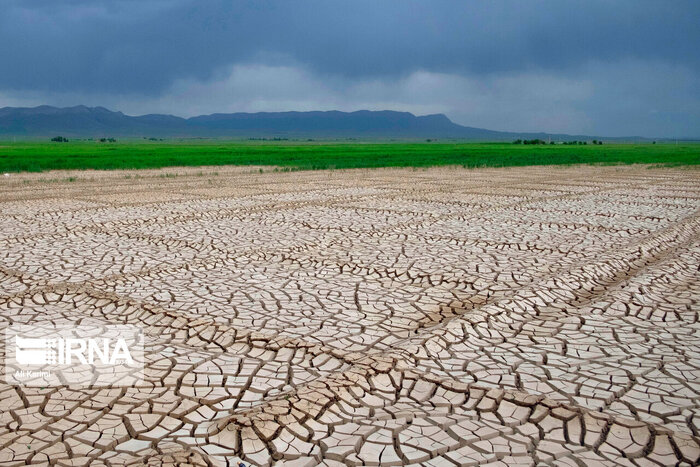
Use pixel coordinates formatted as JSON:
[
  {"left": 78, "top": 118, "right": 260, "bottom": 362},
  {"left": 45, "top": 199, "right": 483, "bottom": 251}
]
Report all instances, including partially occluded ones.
[
  {"left": 15, "top": 337, "right": 56, "bottom": 365},
  {"left": 5, "top": 325, "right": 144, "bottom": 387}
]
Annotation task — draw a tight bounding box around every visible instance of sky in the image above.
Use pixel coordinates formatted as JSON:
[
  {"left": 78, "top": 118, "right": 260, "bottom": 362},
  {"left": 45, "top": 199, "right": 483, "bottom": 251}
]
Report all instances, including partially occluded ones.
[{"left": 1, "top": 0, "right": 699, "bottom": 137}]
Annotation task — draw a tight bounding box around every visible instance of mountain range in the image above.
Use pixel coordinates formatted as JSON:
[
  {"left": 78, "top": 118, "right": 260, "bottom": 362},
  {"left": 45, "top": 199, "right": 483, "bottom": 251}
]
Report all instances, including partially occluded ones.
[{"left": 0, "top": 105, "right": 640, "bottom": 141}]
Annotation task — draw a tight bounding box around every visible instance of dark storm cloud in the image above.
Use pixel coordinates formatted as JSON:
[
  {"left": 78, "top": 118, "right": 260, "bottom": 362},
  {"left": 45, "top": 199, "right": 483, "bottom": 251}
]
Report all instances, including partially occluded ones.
[
  {"left": 1, "top": 0, "right": 699, "bottom": 136},
  {"left": 3, "top": 0, "right": 699, "bottom": 93}
]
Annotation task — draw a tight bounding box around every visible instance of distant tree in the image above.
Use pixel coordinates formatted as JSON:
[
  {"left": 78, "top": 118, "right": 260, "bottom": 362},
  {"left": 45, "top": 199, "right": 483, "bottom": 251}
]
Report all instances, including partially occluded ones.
[
  {"left": 513, "top": 139, "right": 523, "bottom": 144},
  {"left": 51, "top": 136, "right": 68, "bottom": 142}
]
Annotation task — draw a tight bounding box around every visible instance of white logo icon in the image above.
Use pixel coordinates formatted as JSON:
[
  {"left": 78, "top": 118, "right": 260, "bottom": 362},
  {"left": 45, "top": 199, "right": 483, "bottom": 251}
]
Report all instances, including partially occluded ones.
[
  {"left": 5, "top": 324, "right": 144, "bottom": 387},
  {"left": 15, "top": 337, "right": 56, "bottom": 365},
  {"left": 15, "top": 336, "right": 133, "bottom": 366}
]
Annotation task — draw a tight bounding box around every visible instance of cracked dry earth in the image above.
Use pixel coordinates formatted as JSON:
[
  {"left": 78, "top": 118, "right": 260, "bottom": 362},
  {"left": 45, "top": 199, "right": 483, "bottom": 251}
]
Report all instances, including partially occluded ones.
[{"left": 0, "top": 164, "right": 699, "bottom": 466}]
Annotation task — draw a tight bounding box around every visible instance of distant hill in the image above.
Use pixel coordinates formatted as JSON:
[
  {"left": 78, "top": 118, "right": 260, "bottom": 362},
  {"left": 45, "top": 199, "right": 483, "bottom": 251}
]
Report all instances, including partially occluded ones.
[{"left": 0, "top": 105, "right": 643, "bottom": 141}]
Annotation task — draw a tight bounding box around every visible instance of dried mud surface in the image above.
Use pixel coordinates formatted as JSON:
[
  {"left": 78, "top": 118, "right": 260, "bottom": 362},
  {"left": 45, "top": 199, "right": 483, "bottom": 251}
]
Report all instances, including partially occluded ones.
[{"left": 0, "top": 165, "right": 699, "bottom": 466}]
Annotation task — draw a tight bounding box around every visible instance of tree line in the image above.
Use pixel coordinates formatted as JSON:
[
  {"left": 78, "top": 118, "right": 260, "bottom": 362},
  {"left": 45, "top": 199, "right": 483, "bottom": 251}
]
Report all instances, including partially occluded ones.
[{"left": 513, "top": 139, "right": 603, "bottom": 145}]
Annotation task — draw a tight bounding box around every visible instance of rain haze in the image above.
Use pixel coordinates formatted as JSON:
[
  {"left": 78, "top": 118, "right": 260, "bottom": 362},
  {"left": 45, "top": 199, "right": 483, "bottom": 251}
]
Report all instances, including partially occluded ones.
[{"left": 2, "top": 0, "right": 699, "bottom": 137}]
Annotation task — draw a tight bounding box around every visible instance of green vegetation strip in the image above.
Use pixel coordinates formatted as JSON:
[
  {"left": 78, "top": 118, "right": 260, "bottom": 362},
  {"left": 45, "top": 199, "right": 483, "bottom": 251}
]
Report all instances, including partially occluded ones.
[{"left": 0, "top": 141, "right": 697, "bottom": 173}]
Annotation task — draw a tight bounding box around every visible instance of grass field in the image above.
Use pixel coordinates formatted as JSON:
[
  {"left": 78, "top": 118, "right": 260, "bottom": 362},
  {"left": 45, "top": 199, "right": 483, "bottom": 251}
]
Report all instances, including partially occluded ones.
[{"left": 0, "top": 141, "right": 698, "bottom": 172}]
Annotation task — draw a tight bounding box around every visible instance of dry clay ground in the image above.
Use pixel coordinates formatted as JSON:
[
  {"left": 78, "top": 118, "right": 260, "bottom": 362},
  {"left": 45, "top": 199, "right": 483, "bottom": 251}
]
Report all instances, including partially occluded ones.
[{"left": 0, "top": 165, "right": 699, "bottom": 466}]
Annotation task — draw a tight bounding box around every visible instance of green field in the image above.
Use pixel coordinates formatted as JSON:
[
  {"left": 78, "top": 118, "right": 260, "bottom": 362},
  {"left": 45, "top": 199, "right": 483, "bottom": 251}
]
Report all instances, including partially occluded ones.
[{"left": 0, "top": 141, "right": 698, "bottom": 173}]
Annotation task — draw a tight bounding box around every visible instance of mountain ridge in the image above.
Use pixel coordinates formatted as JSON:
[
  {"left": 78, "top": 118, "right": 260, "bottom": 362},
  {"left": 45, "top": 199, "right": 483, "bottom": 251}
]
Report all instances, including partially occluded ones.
[{"left": 0, "top": 105, "right": 648, "bottom": 141}]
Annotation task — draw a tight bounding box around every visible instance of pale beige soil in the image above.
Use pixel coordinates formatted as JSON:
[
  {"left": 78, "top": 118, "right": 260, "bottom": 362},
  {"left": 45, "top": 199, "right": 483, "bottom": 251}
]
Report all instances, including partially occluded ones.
[{"left": 0, "top": 165, "right": 699, "bottom": 465}]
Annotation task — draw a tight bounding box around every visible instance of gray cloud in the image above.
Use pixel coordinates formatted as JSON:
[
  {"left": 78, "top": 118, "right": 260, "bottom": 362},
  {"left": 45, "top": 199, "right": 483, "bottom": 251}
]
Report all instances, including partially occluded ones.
[{"left": 1, "top": 0, "right": 699, "bottom": 136}]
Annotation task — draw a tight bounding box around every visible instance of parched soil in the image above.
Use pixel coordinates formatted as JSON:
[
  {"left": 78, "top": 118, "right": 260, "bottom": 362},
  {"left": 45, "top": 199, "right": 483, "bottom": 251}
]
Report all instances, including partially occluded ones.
[{"left": 0, "top": 165, "right": 699, "bottom": 465}]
